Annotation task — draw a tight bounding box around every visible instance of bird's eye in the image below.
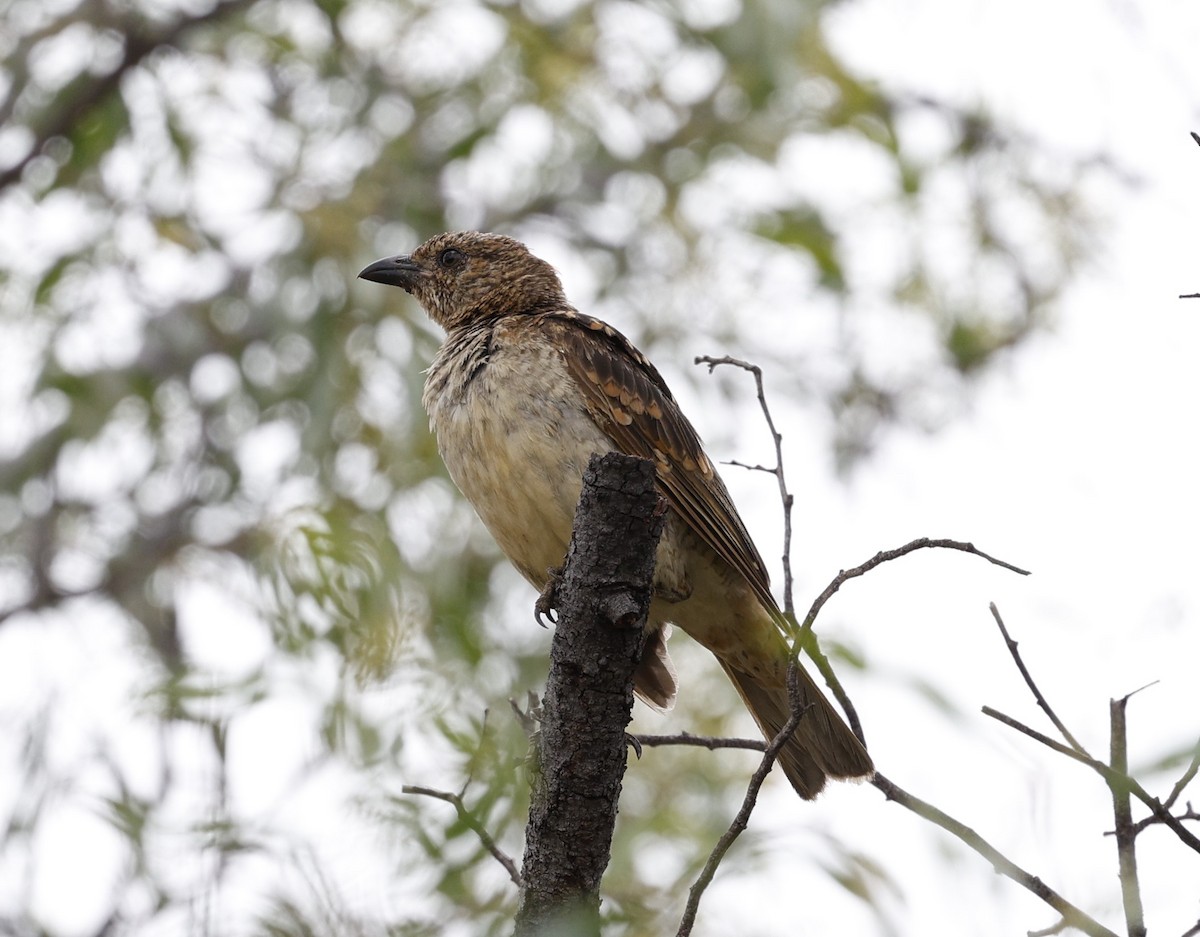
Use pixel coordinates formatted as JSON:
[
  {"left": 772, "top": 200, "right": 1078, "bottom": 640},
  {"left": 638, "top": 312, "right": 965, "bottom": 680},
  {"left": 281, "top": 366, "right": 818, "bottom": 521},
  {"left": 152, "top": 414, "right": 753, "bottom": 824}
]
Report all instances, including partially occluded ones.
[{"left": 437, "top": 248, "right": 466, "bottom": 269}]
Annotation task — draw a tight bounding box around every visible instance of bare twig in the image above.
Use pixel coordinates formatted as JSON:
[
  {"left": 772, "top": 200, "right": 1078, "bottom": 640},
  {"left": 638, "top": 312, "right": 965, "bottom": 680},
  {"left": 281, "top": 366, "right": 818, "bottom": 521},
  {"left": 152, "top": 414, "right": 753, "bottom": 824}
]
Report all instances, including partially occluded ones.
[
  {"left": 872, "top": 772, "right": 1119, "bottom": 937},
  {"left": 989, "top": 603, "right": 1089, "bottom": 755},
  {"left": 1165, "top": 741, "right": 1200, "bottom": 810},
  {"left": 695, "top": 354, "right": 797, "bottom": 615},
  {"left": 696, "top": 352, "right": 874, "bottom": 743},
  {"left": 1181, "top": 919, "right": 1200, "bottom": 937},
  {"left": 402, "top": 785, "right": 522, "bottom": 887},
  {"left": 789, "top": 541, "right": 1029, "bottom": 748},
  {"left": 677, "top": 665, "right": 808, "bottom": 937},
  {"left": 1109, "top": 695, "right": 1146, "bottom": 937},
  {"left": 800, "top": 539, "right": 1030, "bottom": 636},
  {"left": 982, "top": 707, "right": 1200, "bottom": 854},
  {"left": 632, "top": 733, "right": 766, "bottom": 752},
  {"left": 1125, "top": 802, "right": 1200, "bottom": 836},
  {"left": 791, "top": 627, "right": 869, "bottom": 746},
  {"left": 984, "top": 707, "right": 1101, "bottom": 763}
]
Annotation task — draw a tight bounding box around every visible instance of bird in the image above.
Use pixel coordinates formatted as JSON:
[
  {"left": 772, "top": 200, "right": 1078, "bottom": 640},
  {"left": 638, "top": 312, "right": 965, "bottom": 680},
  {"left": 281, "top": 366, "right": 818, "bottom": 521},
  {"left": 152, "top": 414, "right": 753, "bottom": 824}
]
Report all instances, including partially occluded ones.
[{"left": 359, "top": 231, "right": 873, "bottom": 798}]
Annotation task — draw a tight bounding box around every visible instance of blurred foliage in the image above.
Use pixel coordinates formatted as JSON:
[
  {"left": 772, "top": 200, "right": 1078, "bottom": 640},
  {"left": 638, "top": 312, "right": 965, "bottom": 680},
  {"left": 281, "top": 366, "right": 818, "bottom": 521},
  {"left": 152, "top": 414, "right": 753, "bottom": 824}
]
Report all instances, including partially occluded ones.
[{"left": 0, "top": 0, "right": 1105, "bottom": 934}]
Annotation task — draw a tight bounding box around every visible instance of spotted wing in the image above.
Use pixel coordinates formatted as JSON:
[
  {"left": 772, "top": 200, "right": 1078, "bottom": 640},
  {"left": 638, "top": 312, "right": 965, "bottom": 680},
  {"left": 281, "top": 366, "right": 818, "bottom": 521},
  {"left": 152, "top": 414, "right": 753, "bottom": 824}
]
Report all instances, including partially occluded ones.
[{"left": 544, "top": 309, "right": 779, "bottom": 617}]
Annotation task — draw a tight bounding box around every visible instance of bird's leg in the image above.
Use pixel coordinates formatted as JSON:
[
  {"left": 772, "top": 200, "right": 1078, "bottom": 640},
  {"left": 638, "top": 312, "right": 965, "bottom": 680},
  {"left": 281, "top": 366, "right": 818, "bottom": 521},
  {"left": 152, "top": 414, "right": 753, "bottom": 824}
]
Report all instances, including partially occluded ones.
[{"left": 534, "top": 564, "right": 564, "bottom": 627}]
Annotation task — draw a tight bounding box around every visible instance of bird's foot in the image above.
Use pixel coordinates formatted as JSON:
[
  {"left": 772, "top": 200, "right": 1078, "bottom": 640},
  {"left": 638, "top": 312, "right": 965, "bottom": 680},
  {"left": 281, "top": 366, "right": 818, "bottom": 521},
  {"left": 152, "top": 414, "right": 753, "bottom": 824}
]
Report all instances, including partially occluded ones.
[{"left": 534, "top": 565, "right": 564, "bottom": 627}]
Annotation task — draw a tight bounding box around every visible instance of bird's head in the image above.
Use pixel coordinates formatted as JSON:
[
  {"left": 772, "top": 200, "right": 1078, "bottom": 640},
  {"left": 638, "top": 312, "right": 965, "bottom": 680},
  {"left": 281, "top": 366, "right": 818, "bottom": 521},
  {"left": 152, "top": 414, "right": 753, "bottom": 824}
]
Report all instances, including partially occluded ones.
[{"left": 358, "top": 231, "right": 567, "bottom": 330}]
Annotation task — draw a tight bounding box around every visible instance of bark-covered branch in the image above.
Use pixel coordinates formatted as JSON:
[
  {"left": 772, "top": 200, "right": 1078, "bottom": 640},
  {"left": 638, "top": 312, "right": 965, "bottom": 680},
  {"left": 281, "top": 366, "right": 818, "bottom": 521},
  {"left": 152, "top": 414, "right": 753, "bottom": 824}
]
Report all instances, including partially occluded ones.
[{"left": 513, "top": 452, "right": 665, "bottom": 937}]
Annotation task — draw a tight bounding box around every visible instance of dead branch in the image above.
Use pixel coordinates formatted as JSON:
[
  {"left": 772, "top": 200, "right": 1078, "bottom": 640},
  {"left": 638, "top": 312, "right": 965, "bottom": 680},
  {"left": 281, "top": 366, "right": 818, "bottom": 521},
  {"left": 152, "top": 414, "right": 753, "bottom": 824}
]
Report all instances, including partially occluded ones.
[
  {"left": 801, "top": 539, "right": 1029, "bottom": 637},
  {"left": 513, "top": 453, "right": 664, "bottom": 937},
  {"left": 982, "top": 706, "right": 1200, "bottom": 854},
  {"left": 990, "top": 602, "right": 1089, "bottom": 755},
  {"left": 872, "top": 772, "right": 1119, "bottom": 937},
  {"left": 695, "top": 354, "right": 797, "bottom": 615},
  {"left": 677, "top": 664, "right": 809, "bottom": 937},
  {"left": 1108, "top": 695, "right": 1146, "bottom": 937},
  {"left": 632, "top": 733, "right": 766, "bottom": 752},
  {"left": 1165, "top": 741, "right": 1200, "bottom": 811}
]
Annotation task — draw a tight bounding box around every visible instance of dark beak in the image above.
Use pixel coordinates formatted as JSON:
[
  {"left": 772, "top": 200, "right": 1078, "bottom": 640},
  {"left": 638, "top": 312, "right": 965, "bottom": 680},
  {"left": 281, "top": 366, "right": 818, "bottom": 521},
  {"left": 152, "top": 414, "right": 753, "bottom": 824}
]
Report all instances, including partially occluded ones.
[{"left": 358, "top": 255, "right": 423, "bottom": 291}]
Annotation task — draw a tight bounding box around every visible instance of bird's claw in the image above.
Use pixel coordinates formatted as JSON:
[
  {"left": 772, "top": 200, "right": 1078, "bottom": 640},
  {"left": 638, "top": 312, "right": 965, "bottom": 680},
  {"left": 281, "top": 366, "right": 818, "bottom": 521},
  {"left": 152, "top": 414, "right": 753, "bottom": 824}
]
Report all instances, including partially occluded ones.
[{"left": 534, "top": 565, "right": 564, "bottom": 627}]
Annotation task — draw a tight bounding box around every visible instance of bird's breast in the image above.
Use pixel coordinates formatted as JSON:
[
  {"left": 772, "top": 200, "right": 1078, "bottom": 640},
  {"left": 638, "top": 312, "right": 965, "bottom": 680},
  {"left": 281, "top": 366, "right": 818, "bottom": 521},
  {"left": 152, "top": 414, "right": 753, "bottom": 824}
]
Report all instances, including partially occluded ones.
[{"left": 423, "top": 329, "right": 612, "bottom": 588}]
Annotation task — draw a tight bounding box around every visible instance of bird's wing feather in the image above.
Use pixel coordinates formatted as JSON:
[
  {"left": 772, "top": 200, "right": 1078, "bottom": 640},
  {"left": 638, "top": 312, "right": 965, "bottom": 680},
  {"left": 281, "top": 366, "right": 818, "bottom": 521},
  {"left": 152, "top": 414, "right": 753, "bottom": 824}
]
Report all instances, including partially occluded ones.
[{"left": 543, "top": 309, "right": 780, "bottom": 618}]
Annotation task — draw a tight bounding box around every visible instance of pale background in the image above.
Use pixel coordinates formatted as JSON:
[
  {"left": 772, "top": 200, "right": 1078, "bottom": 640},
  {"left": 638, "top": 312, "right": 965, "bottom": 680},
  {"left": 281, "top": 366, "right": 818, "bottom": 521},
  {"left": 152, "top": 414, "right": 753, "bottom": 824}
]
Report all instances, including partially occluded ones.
[{"left": 2, "top": 0, "right": 1199, "bottom": 934}]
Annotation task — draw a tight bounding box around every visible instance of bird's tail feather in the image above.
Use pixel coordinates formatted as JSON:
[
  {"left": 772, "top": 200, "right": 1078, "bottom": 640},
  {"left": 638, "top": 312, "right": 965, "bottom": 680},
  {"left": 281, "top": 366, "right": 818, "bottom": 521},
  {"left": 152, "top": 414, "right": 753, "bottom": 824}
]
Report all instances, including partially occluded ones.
[
  {"left": 720, "top": 661, "right": 873, "bottom": 800},
  {"left": 633, "top": 625, "right": 677, "bottom": 712}
]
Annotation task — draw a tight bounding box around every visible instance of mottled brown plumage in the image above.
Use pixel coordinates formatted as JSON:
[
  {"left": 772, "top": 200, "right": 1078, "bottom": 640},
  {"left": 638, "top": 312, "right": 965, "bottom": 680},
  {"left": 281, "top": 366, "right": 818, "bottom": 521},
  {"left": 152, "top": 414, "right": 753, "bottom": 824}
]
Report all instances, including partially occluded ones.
[{"left": 359, "top": 231, "right": 873, "bottom": 798}]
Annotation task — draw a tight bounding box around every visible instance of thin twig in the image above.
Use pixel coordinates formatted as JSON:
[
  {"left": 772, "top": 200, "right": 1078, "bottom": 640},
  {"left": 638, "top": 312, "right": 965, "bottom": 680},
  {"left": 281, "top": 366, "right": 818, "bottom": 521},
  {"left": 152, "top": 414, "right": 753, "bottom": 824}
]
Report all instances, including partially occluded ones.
[
  {"left": 982, "top": 707, "right": 1200, "bottom": 854},
  {"left": 1124, "top": 802, "right": 1200, "bottom": 836},
  {"left": 989, "top": 603, "right": 1089, "bottom": 756},
  {"left": 792, "top": 627, "right": 869, "bottom": 746},
  {"left": 1181, "top": 920, "right": 1200, "bottom": 937},
  {"left": 402, "top": 785, "right": 522, "bottom": 887},
  {"left": 984, "top": 707, "right": 1102, "bottom": 764},
  {"left": 677, "top": 667, "right": 808, "bottom": 936},
  {"left": 800, "top": 539, "right": 1030, "bottom": 636},
  {"left": 1109, "top": 695, "right": 1146, "bottom": 937},
  {"left": 696, "top": 352, "right": 873, "bottom": 743},
  {"left": 791, "top": 540, "right": 1029, "bottom": 748},
  {"left": 632, "top": 733, "right": 766, "bottom": 752},
  {"left": 695, "top": 354, "right": 796, "bottom": 615},
  {"left": 872, "top": 772, "right": 1119, "bottom": 937},
  {"left": 1165, "top": 740, "right": 1200, "bottom": 810}
]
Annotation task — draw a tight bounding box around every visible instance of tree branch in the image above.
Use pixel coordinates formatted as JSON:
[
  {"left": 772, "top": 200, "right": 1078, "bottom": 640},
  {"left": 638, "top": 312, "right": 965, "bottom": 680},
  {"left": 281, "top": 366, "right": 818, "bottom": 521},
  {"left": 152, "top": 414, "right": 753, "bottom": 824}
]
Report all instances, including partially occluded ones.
[
  {"left": 792, "top": 539, "right": 1028, "bottom": 747},
  {"left": 513, "top": 453, "right": 665, "bottom": 937},
  {"left": 695, "top": 354, "right": 797, "bottom": 615},
  {"left": 1108, "top": 695, "right": 1146, "bottom": 937},
  {"left": 401, "top": 785, "right": 522, "bottom": 887},
  {"left": 1126, "top": 803, "right": 1200, "bottom": 836},
  {"left": 1164, "top": 740, "right": 1200, "bottom": 812},
  {"left": 989, "top": 602, "right": 1089, "bottom": 755},
  {"left": 631, "top": 733, "right": 766, "bottom": 752},
  {"left": 677, "top": 664, "right": 808, "bottom": 936},
  {"left": 800, "top": 539, "right": 1029, "bottom": 637},
  {"left": 872, "top": 772, "right": 1119, "bottom": 937},
  {"left": 982, "top": 706, "right": 1200, "bottom": 854}
]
